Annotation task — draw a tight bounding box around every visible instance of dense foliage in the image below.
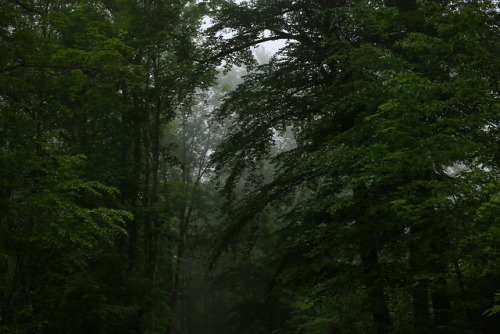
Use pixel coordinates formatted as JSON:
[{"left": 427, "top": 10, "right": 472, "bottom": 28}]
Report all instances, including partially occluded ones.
[
  {"left": 1, "top": 0, "right": 498, "bottom": 334},
  {"left": 0, "top": 1, "right": 209, "bottom": 333},
  {"left": 207, "top": 0, "right": 499, "bottom": 333}
]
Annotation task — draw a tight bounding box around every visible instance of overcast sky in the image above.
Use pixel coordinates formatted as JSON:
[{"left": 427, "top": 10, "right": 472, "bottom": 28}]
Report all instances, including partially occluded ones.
[{"left": 200, "top": 0, "right": 287, "bottom": 58}]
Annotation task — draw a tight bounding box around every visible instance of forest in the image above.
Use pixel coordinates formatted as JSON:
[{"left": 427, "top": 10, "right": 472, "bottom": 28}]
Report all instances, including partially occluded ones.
[{"left": 0, "top": 0, "right": 499, "bottom": 333}]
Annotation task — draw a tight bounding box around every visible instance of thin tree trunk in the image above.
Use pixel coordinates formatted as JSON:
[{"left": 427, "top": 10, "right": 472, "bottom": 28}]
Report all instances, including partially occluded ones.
[
  {"left": 431, "top": 280, "right": 451, "bottom": 333},
  {"left": 360, "top": 243, "right": 392, "bottom": 334},
  {"left": 409, "top": 227, "right": 433, "bottom": 333},
  {"left": 169, "top": 238, "right": 184, "bottom": 334},
  {"left": 429, "top": 242, "right": 451, "bottom": 333},
  {"left": 148, "top": 101, "right": 162, "bottom": 333}
]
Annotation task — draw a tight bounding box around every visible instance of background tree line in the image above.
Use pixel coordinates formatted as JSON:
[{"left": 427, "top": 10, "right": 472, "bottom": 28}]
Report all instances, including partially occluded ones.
[
  {"left": 1, "top": 0, "right": 211, "bottom": 333},
  {"left": 1, "top": 0, "right": 499, "bottom": 334}
]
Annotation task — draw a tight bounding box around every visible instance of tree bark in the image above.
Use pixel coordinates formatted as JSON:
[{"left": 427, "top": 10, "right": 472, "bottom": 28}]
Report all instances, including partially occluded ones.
[
  {"left": 360, "top": 243, "right": 392, "bottom": 334},
  {"left": 409, "top": 227, "right": 433, "bottom": 333}
]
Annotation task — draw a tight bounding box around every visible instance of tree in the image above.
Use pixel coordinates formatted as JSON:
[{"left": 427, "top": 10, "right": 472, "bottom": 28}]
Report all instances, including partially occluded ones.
[
  {"left": 0, "top": 1, "right": 210, "bottom": 333},
  {"left": 207, "top": 1, "right": 499, "bottom": 333},
  {"left": 0, "top": 1, "right": 134, "bottom": 332}
]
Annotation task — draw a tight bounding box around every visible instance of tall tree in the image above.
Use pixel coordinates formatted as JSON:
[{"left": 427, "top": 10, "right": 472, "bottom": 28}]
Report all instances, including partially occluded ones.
[
  {"left": 0, "top": 1, "right": 210, "bottom": 333},
  {"left": 207, "top": 1, "right": 499, "bottom": 333}
]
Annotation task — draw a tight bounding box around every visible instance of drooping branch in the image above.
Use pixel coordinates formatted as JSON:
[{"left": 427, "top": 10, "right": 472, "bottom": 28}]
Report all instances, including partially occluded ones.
[{"left": 201, "top": 35, "right": 284, "bottom": 64}]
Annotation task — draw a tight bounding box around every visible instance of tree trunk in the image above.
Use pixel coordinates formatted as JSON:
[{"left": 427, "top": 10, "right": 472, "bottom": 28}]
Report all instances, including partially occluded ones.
[
  {"left": 409, "top": 227, "right": 433, "bottom": 333},
  {"left": 430, "top": 242, "right": 451, "bottom": 333},
  {"left": 360, "top": 243, "right": 392, "bottom": 334},
  {"left": 169, "top": 238, "right": 184, "bottom": 334}
]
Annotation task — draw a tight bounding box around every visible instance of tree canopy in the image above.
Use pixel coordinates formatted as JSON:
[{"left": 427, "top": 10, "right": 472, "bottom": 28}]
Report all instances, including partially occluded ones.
[
  {"left": 0, "top": 0, "right": 498, "bottom": 333},
  {"left": 207, "top": 0, "right": 499, "bottom": 333}
]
